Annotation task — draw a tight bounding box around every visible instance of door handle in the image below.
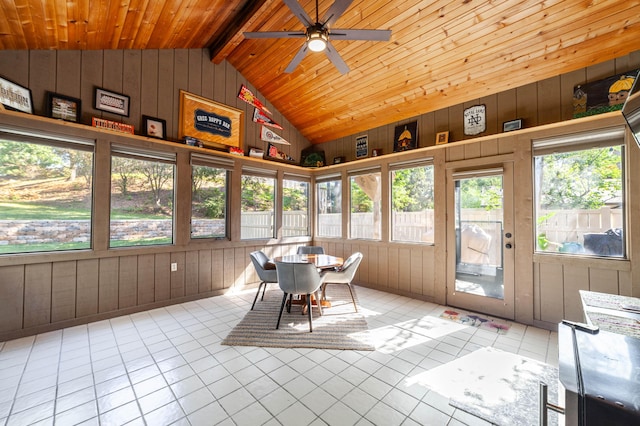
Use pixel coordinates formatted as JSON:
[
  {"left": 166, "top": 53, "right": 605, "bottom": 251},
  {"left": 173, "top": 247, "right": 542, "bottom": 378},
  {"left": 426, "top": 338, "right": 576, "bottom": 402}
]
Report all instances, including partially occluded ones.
[{"left": 505, "top": 243, "right": 513, "bottom": 249}]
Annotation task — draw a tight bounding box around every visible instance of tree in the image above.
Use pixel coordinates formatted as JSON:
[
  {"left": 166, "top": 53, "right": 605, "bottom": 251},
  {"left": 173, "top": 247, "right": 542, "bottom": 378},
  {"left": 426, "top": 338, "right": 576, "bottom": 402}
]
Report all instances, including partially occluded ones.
[
  {"left": 0, "top": 141, "right": 65, "bottom": 178},
  {"left": 391, "top": 166, "right": 434, "bottom": 211},
  {"left": 536, "top": 146, "right": 622, "bottom": 209},
  {"left": 241, "top": 176, "right": 274, "bottom": 211},
  {"left": 139, "top": 161, "right": 174, "bottom": 211}
]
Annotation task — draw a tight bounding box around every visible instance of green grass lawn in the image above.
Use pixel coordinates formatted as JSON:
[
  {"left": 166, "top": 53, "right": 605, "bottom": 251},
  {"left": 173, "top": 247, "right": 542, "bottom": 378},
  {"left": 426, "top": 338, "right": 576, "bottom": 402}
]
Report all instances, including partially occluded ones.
[{"left": 0, "top": 201, "right": 169, "bottom": 220}]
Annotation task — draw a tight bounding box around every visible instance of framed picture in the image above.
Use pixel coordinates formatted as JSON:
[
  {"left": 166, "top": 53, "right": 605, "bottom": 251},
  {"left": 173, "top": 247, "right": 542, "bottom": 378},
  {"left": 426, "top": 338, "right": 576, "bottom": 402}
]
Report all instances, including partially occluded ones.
[
  {"left": 95, "top": 87, "right": 130, "bottom": 116},
  {"left": 436, "top": 131, "right": 449, "bottom": 145},
  {"left": 356, "top": 134, "right": 368, "bottom": 158},
  {"left": 46, "top": 92, "right": 81, "bottom": 122},
  {"left": 463, "top": 104, "right": 486, "bottom": 136},
  {"left": 0, "top": 75, "right": 33, "bottom": 114},
  {"left": 333, "top": 156, "right": 345, "bottom": 164},
  {"left": 178, "top": 90, "right": 244, "bottom": 150},
  {"left": 300, "top": 148, "right": 326, "bottom": 167},
  {"left": 503, "top": 118, "right": 522, "bottom": 132},
  {"left": 142, "top": 115, "right": 166, "bottom": 139},
  {"left": 394, "top": 121, "right": 418, "bottom": 152}
]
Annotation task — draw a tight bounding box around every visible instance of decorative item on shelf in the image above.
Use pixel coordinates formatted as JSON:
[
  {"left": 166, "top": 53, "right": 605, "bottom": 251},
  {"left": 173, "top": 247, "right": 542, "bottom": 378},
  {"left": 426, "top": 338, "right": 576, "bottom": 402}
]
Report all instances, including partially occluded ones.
[
  {"left": 94, "top": 87, "right": 130, "bottom": 116},
  {"left": 372, "top": 148, "right": 383, "bottom": 157},
  {"left": 184, "top": 136, "right": 202, "bottom": 147},
  {"left": 300, "top": 148, "right": 325, "bottom": 167},
  {"left": 573, "top": 70, "right": 638, "bottom": 118},
  {"left": 178, "top": 90, "right": 244, "bottom": 150},
  {"left": 91, "top": 117, "right": 134, "bottom": 134},
  {"left": 46, "top": 92, "right": 81, "bottom": 122},
  {"left": 0, "top": 75, "right": 33, "bottom": 114},
  {"left": 238, "top": 84, "right": 272, "bottom": 114},
  {"left": 260, "top": 126, "right": 290, "bottom": 145},
  {"left": 249, "top": 147, "right": 265, "bottom": 159},
  {"left": 503, "top": 119, "right": 523, "bottom": 132},
  {"left": 333, "top": 156, "right": 345, "bottom": 164},
  {"left": 142, "top": 115, "right": 166, "bottom": 139},
  {"left": 393, "top": 121, "right": 418, "bottom": 152},
  {"left": 266, "top": 143, "right": 296, "bottom": 163},
  {"left": 356, "top": 134, "right": 368, "bottom": 158},
  {"left": 252, "top": 108, "right": 283, "bottom": 130},
  {"left": 463, "top": 105, "right": 486, "bottom": 136},
  {"left": 229, "top": 146, "right": 244, "bottom": 156},
  {"left": 436, "top": 131, "right": 449, "bottom": 145}
]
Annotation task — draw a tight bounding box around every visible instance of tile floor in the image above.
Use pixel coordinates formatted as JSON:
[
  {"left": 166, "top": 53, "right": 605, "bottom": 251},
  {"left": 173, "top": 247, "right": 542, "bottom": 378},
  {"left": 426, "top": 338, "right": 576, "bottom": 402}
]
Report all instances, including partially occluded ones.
[{"left": 0, "top": 286, "right": 559, "bottom": 426}]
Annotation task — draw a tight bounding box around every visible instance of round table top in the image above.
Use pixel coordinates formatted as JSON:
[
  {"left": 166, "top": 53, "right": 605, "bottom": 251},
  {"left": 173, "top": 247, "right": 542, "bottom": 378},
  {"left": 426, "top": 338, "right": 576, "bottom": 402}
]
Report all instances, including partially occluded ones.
[{"left": 273, "top": 254, "right": 343, "bottom": 269}]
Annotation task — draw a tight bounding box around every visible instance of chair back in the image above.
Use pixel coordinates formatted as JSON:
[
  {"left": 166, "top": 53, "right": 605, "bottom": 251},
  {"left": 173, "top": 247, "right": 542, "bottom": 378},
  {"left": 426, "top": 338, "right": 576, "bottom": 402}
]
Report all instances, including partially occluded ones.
[
  {"left": 250, "top": 251, "right": 277, "bottom": 283},
  {"left": 336, "top": 252, "right": 363, "bottom": 282},
  {"left": 275, "top": 261, "right": 322, "bottom": 295},
  {"left": 297, "top": 246, "right": 325, "bottom": 255}
]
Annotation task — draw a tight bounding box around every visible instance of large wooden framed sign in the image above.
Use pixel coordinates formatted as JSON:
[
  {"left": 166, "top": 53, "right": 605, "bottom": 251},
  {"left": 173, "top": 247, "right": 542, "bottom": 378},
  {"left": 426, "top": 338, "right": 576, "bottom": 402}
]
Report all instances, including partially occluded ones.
[{"left": 178, "top": 90, "right": 244, "bottom": 149}]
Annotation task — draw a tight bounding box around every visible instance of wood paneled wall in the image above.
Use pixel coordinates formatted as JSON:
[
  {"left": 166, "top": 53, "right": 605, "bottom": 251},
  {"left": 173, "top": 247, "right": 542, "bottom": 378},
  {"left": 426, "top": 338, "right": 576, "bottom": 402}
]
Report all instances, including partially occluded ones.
[{"left": 0, "top": 49, "right": 310, "bottom": 160}]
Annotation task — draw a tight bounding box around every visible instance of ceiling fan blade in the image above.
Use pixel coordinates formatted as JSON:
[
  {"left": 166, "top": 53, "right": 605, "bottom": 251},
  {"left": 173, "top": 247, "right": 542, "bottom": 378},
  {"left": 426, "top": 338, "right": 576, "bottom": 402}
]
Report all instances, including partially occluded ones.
[
  {"left": 323, "top": 0, "right": 354, "bottom": 27},
  {"left": 243, "top": 31, "right": 306, "bottom": 39},
  {"left": 283, "top": 0, "right": 313, "bottom": 27},
  {"left": 329, "top": 29, "right": 392, "bottom": 41},
  {"left": 284, "top": 44, "right": 309, "bottom": 73},
  {"left": 324, "top": 41, "right": 349, "bottom": 74}
]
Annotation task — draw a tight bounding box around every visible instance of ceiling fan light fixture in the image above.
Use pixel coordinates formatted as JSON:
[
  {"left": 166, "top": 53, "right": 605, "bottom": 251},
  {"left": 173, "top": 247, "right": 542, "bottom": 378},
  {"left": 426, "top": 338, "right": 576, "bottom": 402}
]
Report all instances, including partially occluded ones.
[{"left": 307, "top": 28, "right": 328, "bottom": 52}]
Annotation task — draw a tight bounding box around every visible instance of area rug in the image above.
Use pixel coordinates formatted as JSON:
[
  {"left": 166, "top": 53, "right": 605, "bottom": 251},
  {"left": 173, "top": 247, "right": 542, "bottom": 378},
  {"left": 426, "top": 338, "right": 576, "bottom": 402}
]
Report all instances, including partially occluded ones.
[
  {"left": 411, "top": 347, "right": 559, "bottom": 426},
  {"left": 439, "top": 309, "right": 511, "bottom": 334},
  {"left": 221, "top": 285, "right": 374, "bottom": 350}
]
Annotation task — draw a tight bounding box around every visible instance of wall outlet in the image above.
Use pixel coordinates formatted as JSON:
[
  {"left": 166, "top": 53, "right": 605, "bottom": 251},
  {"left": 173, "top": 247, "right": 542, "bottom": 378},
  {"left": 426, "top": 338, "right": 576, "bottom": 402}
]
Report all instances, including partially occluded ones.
[{"left": 171, "top": 262, "right": 177, "bottom": 272}]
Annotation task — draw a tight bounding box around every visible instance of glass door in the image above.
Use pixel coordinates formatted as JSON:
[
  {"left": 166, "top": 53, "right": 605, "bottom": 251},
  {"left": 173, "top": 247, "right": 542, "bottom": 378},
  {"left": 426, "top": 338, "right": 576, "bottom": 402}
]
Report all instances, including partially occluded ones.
[{"left": 446, "top": 164, "right": 514, "bottom": 319}]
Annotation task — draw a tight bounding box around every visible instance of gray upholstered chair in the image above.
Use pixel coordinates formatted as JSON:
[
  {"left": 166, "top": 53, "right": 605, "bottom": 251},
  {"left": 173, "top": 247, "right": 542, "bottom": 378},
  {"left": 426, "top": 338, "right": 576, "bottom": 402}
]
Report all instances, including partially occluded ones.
[
  {"left": 275, "top": 261, "right": 323, "bottom": 332},
  {"left": 296, "top": 246, "right": 325, "bottom": 255},
  {"left": 249, "top": 251, "right": 278, "bottom": 310},
  {"left": 320, "top": 252, "right": 363, "bottom": 312}
]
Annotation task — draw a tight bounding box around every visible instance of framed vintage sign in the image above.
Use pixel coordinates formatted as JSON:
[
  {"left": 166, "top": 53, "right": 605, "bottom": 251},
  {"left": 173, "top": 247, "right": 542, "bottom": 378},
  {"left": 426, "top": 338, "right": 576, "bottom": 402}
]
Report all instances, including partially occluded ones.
[
  {"left": 46, "top": 92, "right": 81, "bottom": 122},
  {"left": 355, "top": 134, "right": 368, "bottom": 158},
  {"left": 0, "top": 75, "right": 33, "bottom": 114},
  {"left": 142, "top": 115, "right": 166, "bottom": 139},
  {"left": 463, "top": 104, "right": 486, "bottom": 136},
  {"left": 95, "top": 88, "right": 130, "bottom": 116},
  {"left": 178, "top": 90, "right": 244, "bottom": 149}
]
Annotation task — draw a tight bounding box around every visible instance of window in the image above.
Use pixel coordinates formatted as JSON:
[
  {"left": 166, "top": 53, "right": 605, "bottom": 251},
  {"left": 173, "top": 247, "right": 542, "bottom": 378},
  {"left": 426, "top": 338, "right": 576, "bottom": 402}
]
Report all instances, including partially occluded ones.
[
  {"left": 316, "top": 177, "right": 342, "bottom": 237},
  {"left": 390, "top": 161, "right": 435, "bottom": 243},
  {"left": 191, "top": 154, "right": 231, "bottom": 239},
  {"left": 241, "top": 168, "right": 276, "bottom": 239},
  {"left": 533, "top": 128, "right": 625, "bottom": 258},
  {"left": 0, "top": 129, "right": 94, "bottom": 254},
  {"left": 350, "top": 170, "right": 381, "bottom": 240},
  {"left": 110, "top": 146, "right": 175, "bottom": 247},
  {"left": 282, "top": 176, "right": 310, "bottom": 237}
]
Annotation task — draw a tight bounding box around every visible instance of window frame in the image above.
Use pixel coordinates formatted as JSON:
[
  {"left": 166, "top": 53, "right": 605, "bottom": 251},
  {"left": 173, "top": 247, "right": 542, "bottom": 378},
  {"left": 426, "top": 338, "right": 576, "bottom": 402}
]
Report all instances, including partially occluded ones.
[
  {"left": 240, "top": 166, "right": 277, "bottom": 240},
  {"left": 532, "top": 127, "right": 627, "bottom": 259},
  {"left": 190, "top": 153, "right": 232, "bottom": 240},
  {"left": 316, "top": 173, "right": 343, "bottom": 238},
  {"left": 348, "top": 167, "right": 382, "bottom": 241},
  {"left": 282, "top": 173, "right": 311, "bottom": 238}
]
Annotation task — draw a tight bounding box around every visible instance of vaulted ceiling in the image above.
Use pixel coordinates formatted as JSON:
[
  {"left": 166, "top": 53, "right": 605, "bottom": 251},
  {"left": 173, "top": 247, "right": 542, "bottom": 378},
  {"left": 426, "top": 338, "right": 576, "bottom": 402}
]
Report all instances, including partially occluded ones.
[{"left": 1, "top": 0, "right": 639, "bottom": 143}]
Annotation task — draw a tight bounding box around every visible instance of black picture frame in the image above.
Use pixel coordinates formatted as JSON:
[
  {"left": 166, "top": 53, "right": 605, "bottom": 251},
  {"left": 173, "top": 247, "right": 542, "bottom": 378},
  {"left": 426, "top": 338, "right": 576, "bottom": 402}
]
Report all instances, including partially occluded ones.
[
  {"left": 0, "top": 75, "right": 33, "bottom": 114},
  {"left": 393, "top": 121, "right": 418, "bottom": 152},
  {"left": 142, "top": 115, "right": 166, "bottom": 139},
  {"left": 46, "top": 92, "right": 81, "bottom": 122},
  {"left": 300, "top": 148, "right": 326, "bottom": 168},
  {"left": 95, "top": 87, "right": 130, "bottom": 116},
  {"left": 503, "top": 118, "right": 523, "bottom": 132}
]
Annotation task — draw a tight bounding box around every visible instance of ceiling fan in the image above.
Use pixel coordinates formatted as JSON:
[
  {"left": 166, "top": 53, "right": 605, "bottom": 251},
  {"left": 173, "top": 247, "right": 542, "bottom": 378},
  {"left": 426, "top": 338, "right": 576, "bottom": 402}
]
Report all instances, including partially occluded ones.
[{"left": 243, "top": 0, "right": 391, "bottom": 74}]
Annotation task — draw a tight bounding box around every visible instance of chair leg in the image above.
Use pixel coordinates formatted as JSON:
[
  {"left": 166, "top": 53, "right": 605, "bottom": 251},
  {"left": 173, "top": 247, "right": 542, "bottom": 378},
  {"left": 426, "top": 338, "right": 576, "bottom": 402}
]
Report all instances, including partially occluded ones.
[
  {"left": 276, "top": 292, "right": 288, "bottom": 329},
  {"left": 286, "top": 294, "right": 293, "bottom": 313},
  {"left": 251, "top": 282, "right": 265, "bottom": 310},
  {"left": 307, "top": 293, "right": 313, "bottom": 332},
  {"left": 314, "top": 290, "right": 323, "bottom": 316},
  {"left": 261, "top": 282, "right": 269, "bottom": 301},
  {"left": 347, "top": 284, "right": 358, "bottom": 312}
]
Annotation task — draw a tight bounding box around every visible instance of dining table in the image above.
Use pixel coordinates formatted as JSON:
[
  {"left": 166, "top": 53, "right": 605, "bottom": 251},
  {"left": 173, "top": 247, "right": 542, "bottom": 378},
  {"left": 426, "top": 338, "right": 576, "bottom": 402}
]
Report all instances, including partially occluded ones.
[{"left": 271, "top": 254, "right": 344, "bottom": 310}]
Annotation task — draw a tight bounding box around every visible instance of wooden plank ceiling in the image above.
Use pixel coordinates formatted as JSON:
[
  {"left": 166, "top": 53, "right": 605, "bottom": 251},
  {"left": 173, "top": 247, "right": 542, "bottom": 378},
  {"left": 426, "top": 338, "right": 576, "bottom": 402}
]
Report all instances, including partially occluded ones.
[{"left": 1, "top": 0, "right": 639, "bottom": 144}]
